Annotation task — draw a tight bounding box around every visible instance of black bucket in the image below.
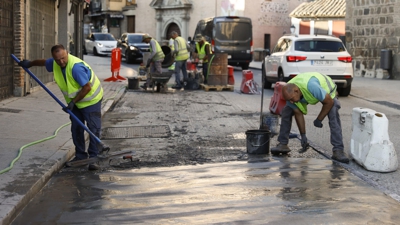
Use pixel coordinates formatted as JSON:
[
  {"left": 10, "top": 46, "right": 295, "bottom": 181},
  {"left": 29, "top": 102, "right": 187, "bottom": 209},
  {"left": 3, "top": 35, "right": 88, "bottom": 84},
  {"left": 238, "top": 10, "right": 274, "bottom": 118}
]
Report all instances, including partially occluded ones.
[
  {"left": 245, "top": 129, "right": 270, "bottom": 154},
  {"left": 128, "top": 77, "right": 139, "bottom": 90}
]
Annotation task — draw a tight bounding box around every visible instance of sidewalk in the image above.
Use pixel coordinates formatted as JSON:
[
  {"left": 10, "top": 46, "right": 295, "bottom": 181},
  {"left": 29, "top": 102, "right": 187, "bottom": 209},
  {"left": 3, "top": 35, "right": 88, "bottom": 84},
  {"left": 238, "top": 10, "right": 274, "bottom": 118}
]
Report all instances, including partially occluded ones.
[{"left": 0, "top": 56, "right": 130, "bottom": 225}]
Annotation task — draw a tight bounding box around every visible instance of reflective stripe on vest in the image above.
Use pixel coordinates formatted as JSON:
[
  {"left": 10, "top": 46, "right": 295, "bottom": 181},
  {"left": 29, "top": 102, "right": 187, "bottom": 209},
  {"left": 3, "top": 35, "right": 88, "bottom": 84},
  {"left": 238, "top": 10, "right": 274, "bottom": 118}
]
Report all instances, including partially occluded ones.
[
  {"left": 288, "top": 72, "right": 337, "bottom": 115},
  {"left": 175, "top": 36, "right": 189, "bottom": 61},
  {"left": 149, "top": 39, "right": 165, "bottom": 61},
  {"left": 196, "top": 42, "right": 210, "bottom": 62},
  {"left": 53, "top": 54, "right": 103, "bottom": 109}
]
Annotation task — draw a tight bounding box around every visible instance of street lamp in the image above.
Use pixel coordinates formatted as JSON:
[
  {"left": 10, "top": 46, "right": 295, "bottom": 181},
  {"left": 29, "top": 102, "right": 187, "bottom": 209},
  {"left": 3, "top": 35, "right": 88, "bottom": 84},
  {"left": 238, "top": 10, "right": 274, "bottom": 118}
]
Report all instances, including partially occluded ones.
[{"left": 290, "top": 24, "right": 295, "bottom": 35}]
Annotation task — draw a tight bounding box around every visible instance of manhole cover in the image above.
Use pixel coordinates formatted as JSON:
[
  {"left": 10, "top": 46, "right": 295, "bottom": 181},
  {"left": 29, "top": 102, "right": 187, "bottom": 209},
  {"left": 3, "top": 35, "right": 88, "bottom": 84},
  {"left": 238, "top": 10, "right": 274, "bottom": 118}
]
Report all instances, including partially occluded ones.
[{"left": 102, "top": 125, "right": 171, "bottom": 139}]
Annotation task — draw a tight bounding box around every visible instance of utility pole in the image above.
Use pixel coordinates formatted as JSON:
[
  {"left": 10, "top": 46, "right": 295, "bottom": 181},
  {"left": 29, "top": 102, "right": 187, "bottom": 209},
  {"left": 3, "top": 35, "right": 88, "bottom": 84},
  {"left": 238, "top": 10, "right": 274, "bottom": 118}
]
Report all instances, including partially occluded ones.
[{"left": 70, "top": 0, "right": 88, "bottom": 59}]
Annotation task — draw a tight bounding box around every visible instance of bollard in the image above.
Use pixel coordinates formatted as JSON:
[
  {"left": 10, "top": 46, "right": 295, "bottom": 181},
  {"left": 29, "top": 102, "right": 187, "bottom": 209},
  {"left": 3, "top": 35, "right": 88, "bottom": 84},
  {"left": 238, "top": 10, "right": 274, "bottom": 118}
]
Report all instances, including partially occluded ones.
[
  {"left": 105, "top": 48, "right": 126, "bottom": 82},
  {"left": 240, "top": 70, "right": 259, "bottom": 94},
  {"left": 227, "top": 65, "right": 234, "bottom": 85},
  {"left": 351, "top": 107, "right": 398, "bottom": 172}
]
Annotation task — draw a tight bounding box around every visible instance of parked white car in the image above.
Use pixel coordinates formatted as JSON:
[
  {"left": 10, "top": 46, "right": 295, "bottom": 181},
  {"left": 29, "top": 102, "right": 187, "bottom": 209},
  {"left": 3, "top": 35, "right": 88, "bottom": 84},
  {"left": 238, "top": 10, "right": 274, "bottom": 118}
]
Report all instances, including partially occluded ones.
[
  {"left": 262, "top": 34, "right": 353, "bottom": 96},
  {"left": 83, "top": 33, "right": 117, "bottom": 56}
]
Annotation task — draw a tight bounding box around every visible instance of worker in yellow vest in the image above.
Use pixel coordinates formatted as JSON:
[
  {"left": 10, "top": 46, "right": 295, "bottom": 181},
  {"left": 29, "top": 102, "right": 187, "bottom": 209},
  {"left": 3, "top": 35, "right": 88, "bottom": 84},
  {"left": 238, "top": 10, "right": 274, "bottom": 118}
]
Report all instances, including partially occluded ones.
[
  {"left": 193, "top": 34, "right": 211, "bottom": 84},
  {"left": 271, "top": 72, "right": 349, "bottom": 163},
  {"left": 141, "top": 34, "right": 165, "bottom": 90},
  {"left": 168, "top": 37, "right": 175, "bottom": 71},
  {"left": 171, "top": 31, "right": 190, "bottom": 89},
  {"left": 18, "top": 44, "right": 104, "bottom": 170}
]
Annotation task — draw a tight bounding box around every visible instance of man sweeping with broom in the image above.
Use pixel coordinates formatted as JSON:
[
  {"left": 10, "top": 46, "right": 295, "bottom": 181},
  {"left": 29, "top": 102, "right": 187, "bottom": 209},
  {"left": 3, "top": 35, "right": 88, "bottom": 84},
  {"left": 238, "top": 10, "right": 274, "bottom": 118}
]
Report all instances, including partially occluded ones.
[{"left": 18, "top": 44, "right": 104, "bottom": 170}]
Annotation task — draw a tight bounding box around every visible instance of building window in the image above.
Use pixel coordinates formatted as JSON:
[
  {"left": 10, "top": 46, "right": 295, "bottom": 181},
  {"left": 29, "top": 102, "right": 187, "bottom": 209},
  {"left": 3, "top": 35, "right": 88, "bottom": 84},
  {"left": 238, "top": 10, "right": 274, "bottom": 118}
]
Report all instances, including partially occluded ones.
[{"left": 110, "top": 18, "right": 120, "bottom": 28}]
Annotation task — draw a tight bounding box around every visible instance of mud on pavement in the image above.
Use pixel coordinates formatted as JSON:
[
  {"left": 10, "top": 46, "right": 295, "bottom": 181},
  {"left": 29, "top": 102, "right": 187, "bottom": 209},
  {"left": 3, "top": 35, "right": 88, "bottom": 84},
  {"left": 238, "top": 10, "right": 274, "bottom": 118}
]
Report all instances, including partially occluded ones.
[{"left": 98, "top": 89, "right": 326, "bottom": 169}]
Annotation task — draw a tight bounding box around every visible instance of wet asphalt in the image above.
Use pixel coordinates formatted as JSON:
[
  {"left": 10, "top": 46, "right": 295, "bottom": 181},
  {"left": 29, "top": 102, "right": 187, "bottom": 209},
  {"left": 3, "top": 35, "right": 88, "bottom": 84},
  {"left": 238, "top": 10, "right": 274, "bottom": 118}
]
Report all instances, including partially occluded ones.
[{"left": 12, "top": 158, "right": 400, "bottom": 224}]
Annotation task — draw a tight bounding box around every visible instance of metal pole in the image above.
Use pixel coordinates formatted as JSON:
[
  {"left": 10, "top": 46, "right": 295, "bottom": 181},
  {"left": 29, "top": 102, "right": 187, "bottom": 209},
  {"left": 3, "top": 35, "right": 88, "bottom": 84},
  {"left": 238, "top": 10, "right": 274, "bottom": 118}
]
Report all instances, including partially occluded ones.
[{"left": 259, "top": 50, "right": 266, "bottom": 129}]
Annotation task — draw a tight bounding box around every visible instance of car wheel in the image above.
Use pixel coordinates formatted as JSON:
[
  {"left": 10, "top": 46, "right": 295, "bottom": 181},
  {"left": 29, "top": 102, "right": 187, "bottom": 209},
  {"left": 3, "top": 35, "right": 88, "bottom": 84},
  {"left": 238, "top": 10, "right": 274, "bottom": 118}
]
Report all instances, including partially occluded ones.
[
  {"left": 83, "top": 46, "right": 87, "bottom": 55},
  {"left": 278, "top": 70, "right": 284, "bottom": 81},
  {"left": 337, "top": 84, "right": 351, "bottom": 97},
  {"left": 262, "top": 63, "right": 272, "bottom": 89},
  {"left": 241, "top": 63, "right": 249, "bottom": 70},
  {"left": 93, "top": 47, "right": 98, "bottom": 56}
]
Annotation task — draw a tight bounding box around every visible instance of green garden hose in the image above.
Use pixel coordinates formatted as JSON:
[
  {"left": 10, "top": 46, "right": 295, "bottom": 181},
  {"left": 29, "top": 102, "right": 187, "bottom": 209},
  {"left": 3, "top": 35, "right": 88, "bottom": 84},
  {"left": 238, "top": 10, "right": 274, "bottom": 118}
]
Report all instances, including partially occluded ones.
[{"left": 0, "top": 86, "right": 126, "bottom": 174}]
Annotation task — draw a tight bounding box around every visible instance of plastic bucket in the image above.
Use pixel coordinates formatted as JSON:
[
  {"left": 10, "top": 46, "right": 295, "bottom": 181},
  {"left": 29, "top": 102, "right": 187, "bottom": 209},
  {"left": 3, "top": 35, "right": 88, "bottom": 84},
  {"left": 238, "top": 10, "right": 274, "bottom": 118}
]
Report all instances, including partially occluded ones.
[
  {"left": 128, "top": 77, "right": 139, "bottom": 90},
  {"left": 262, "top": 112, "right": 279, "bottom": 137},
  {"left": 245, "top": 129, "right": 270, "bottom": 154}
]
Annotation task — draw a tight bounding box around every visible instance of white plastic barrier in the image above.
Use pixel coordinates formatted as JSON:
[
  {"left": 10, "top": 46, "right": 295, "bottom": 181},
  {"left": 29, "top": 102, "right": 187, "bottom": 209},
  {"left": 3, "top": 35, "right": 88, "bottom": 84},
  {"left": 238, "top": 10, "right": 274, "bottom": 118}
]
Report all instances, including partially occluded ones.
[{"left": 351, "top": 107, "right": 398, "bottom": 172}]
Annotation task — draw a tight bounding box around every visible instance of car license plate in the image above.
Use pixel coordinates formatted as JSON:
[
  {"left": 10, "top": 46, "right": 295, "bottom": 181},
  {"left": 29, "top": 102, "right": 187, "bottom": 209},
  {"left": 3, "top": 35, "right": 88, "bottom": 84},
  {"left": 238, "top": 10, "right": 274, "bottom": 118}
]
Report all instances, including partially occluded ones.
[
  {"left": 227, "top": 55, "right": 232, "bottom": 59},
  {"left": 311, "top": 60, "right": 333, "bottom": 66}
]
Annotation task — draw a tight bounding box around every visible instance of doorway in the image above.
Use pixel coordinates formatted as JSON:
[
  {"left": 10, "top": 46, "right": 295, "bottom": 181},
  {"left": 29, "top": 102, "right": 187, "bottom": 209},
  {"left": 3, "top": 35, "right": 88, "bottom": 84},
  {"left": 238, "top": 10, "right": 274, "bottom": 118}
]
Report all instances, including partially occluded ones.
[
  {"left": 127, "top": 16, "right": 135, "bottom": 33},
  {"left": 264, "top": 34, "right": 271, "bottom": 52},
  {"left": 166, "top": 23, "right": 180, "bottom": 39}
]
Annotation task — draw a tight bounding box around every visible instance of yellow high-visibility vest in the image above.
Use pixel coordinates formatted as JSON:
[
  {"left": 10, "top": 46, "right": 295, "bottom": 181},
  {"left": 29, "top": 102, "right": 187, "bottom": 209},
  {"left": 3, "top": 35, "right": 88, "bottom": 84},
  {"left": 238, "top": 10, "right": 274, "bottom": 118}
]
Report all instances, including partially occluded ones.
[{"left": 53, "top": 54, "right": 103, "bottom": 109}]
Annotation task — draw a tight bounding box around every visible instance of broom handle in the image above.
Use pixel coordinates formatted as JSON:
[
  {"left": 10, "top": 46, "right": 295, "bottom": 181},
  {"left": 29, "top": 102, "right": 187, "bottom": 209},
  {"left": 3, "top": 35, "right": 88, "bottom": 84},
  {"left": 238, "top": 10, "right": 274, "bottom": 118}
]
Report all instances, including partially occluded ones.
[{"left": 11, "top": 54, "right": 109, "bottom": 152}]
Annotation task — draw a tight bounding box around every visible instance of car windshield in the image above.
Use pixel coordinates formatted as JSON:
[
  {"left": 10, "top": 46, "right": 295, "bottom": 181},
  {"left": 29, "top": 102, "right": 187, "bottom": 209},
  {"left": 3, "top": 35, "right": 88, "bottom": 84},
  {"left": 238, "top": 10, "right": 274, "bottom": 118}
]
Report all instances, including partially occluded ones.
[
  {"left": 295, "top": 40, "right": 346, "bottom": 52},
  {"left": 93, "top": 33, "right": 116, "bottom": 41},
  {"left": 128, "top": 35, "right": 143, "bottom": 43}
]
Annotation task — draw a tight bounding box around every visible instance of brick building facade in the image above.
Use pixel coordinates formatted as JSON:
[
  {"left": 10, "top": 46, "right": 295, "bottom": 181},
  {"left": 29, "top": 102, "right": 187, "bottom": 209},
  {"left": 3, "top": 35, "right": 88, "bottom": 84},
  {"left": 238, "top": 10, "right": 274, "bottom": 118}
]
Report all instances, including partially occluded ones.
[{"left": 345, "top": 0, "right": 398, "bottom": 79}]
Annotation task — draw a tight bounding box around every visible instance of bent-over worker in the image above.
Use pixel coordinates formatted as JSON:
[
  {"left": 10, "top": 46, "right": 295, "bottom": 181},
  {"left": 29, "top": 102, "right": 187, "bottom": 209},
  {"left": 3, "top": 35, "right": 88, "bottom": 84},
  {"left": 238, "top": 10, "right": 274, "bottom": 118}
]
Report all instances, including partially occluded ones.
[
  {"left": 141, "top": 34, "right": 165, "bottom": 90},
  {"left": 271, "top": 72, "right": 349, "bottom": 163}
]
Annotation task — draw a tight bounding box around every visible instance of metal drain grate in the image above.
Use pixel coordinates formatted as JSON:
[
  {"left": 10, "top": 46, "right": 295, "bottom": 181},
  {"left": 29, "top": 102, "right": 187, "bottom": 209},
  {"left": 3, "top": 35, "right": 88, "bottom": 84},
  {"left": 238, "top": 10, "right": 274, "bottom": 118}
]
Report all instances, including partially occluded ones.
[
  {"left": 102, "top": 125, "right": 171, "bottom": 139},
  {"left": 0, "top": 108, "right": 21, "bottom": 113}
]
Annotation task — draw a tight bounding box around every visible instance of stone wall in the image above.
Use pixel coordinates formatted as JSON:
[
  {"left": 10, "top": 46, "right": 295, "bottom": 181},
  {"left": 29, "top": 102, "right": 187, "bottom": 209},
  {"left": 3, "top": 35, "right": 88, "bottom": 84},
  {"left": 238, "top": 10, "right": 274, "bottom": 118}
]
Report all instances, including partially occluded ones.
[{"left": 345, "top": 0, "right": 399, "bottom": 79}]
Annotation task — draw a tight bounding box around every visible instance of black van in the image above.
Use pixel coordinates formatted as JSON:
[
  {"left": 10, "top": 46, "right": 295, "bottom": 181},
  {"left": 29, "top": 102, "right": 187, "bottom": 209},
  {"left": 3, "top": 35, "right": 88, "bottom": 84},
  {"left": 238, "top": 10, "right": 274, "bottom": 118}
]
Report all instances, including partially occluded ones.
[{"left": 193, "top": 16, "right": 253, "bottom": 70}]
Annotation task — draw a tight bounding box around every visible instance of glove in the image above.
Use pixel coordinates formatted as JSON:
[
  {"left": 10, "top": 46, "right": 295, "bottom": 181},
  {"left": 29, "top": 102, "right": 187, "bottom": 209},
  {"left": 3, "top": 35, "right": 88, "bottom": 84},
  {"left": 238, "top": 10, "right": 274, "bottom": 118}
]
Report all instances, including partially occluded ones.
[
  {"left": 18, "top": 60, "right": 32, "bottom": 68},
  {"left": 63, "top": 101, "right": 75, "bottom": 113},
  {"left": 299, "top": 133, "right": 309, "bottom": 153},
  {"left": 313, "top": 119, "right": 323, "bottom": 128}
]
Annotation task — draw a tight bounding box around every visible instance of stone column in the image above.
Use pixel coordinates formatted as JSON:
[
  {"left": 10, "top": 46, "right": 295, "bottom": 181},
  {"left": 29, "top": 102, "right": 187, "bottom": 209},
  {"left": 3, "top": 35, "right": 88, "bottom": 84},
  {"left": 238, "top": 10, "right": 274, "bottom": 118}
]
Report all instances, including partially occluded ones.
[
  {"left": 181, "top": 11, "right": 190, "bottom": 39},
  {"left": 156, "top": 11, "right": 163, "bottom": 41}
]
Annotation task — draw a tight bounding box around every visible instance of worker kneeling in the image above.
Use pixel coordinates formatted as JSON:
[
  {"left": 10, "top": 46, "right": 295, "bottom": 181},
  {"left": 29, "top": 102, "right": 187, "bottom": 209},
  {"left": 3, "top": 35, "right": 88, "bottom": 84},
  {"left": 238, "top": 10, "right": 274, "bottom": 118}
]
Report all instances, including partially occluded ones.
[{"left": 271, "top": 72, "right": 349, "bottom": 163}]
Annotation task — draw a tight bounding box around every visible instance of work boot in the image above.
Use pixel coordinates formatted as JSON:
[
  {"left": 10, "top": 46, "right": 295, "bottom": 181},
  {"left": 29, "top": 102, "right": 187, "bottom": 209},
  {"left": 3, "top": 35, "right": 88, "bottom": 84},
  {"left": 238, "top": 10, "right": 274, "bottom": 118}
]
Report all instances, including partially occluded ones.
[
  {"left": 332, "top": 150, "right": 350, "bottom": 163},
  {"left": 171, "top": 85, "right": 182, "bottom": 89},
  {"left": 140, "top": 84, "right": 147, "bottom": 90},
  {"left": 65, "top": 157, "right": 83, "bottom": 168},
  {"left": 88, "top": 163, "right": 100, "bottom": 171},
  {"left": 271, "top": 143, "right": 291, "bottom": 155}
]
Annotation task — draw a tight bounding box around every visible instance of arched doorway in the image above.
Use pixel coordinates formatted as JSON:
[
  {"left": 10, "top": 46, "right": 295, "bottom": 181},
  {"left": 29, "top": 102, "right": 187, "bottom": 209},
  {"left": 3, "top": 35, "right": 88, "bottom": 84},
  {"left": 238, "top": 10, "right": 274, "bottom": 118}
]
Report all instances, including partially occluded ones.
[{"left": 166, "top": 23, "right": 180, "bottom": 39}]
